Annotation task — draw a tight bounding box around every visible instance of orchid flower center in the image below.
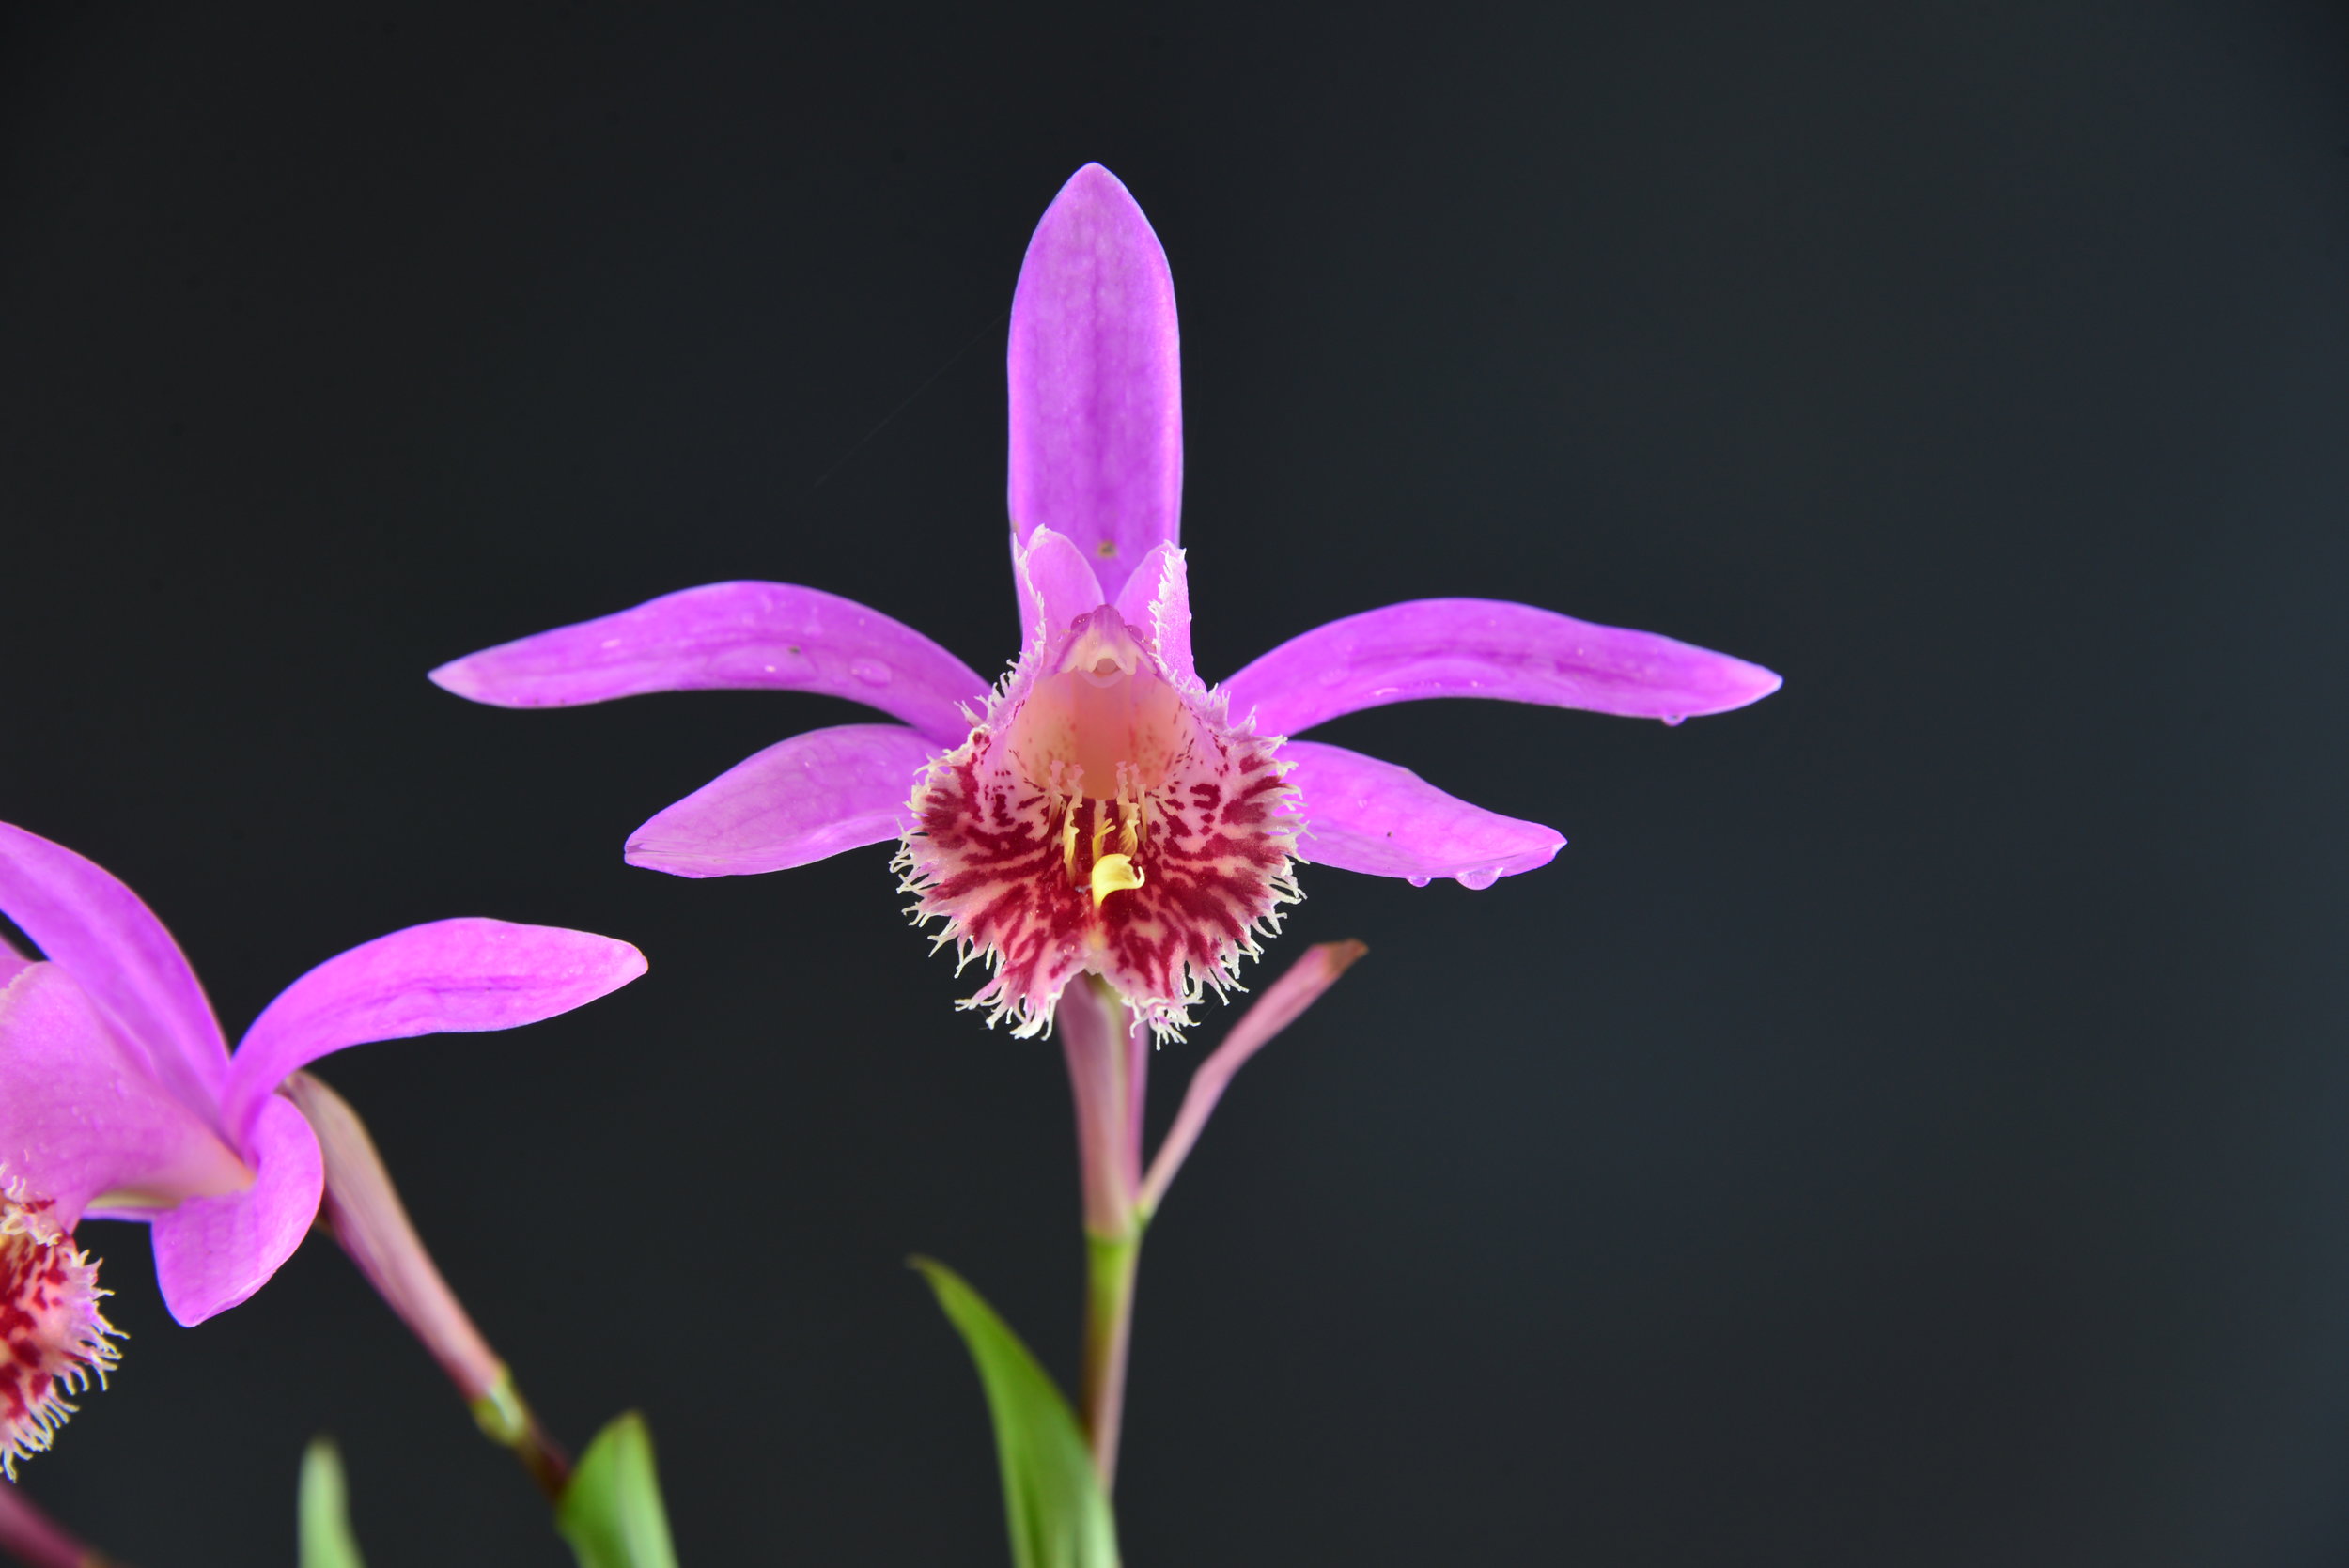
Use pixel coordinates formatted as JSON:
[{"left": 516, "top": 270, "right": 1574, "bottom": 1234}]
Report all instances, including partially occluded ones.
[
  {"left": 1003, "top": 609, "right": 1197, "bottom": 907},
  {"left": 0, "top": 1175, "right": 119, "bottom": 1477},
  {"left": 899, "top": 605, "right": 1300, "bottom": 1038},
  {"left": 1007, "top": 612, "right": 1190, "bottom": 801}
]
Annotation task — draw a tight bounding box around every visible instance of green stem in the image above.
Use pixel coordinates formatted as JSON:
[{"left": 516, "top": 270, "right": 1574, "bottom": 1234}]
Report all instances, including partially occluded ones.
[
  {"left": 1080, "top": 1230, "right": 1143, "bottom": 1492},
  {"left": 469, "top": 1366, "right": 574, "bottom": 1502}
]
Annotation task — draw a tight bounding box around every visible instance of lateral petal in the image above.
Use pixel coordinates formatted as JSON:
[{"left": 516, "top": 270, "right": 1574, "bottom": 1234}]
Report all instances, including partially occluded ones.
[
  {"left": 1013, "top": 527, "right": 1108, "bottom": 652},
  {"left": 1111, "top": 541, "right": 1196, "bottom": 686},
  {"left": 148, "top": 1093, "right": 323, "bottom": 1326},
  {"left": 219, "top": 920, "right": 646, "bottom": 1139},
  {"left": 1224, "top": 599, "right": 1782, "bottom": 737},
  {"left": 1007, "top": 163, "right": 1183, "bottom": 608},
  {"left": 0, "top": 822, "right": 231, "bottom": 1111},
  {"left": 428, "top": 582, "right": 989, "bottom": 748},
  {"left": 626, "top": 723, "right": 939, "bottom": 878},
  {"left": 0, "top": 965, "right": 248, "bottom": 1228},
  {"left": 1283, "top": 740, "right": 1563, "bottom": 888}
]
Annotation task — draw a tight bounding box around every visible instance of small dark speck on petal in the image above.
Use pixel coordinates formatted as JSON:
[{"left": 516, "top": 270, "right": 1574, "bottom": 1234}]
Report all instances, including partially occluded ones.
[{"left": 1096, "top": 539, "right": 1117, "bottom": 558}]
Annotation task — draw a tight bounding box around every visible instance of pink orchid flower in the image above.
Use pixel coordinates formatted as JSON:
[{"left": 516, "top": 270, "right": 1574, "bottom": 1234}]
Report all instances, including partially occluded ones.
[
  {"left": 432, "top": 163, "right": 1778, "bottom": 1038},
  {"left": 0, "top": 822, "right": 645, "bottom": 1470}
]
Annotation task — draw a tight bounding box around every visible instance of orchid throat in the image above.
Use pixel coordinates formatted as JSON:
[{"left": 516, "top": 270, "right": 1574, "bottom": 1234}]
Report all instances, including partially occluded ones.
[{"left": 898, "top": 597, "right": 1299, "bottom": 1041}]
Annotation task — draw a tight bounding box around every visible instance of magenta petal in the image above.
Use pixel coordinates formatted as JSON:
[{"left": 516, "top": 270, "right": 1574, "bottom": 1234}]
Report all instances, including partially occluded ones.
[
  {"left": 0, "top": 965, "right": 249, "bottom": 1227},
  {"left": 0, "top": 822, "right": 230, "bottom": 1110},
  {"left": 1224, "top": 599, "right": 1783, "bottom": 737},
  {"left": 0, "top": 927, "right": 26, "bottom": 999},
  {"left": 148, "top": 1093, "right": 322, "bottom": 1326},
  {"left": 219, "top": 920, "right": 647, "bottom": 1137},
  {"left": 1014, "top": 527, "right": 1108, "bottom": 650},
  {"left": 626, "top": 723, "right": 939, "bottom": 878},
  {"left": 1111, "top": 541, "right": 1196, "bottom": 686},
  {"left": 1007, "top": 163, "right": 1183, "bottom": 608},
  {"left": 1283, "top": 740, "right": 1564, "bottom": 887},
  {"left": 428, "top": 582, "right": 989, "bottom": 748}
]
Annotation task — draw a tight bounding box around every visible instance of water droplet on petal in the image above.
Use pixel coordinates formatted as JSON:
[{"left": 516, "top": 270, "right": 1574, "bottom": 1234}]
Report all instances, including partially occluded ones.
[
  {"left": 1660, "top": 713, "right": 1686, "bottom": 727},
  {"left": 850, "top": 659, "right": 893, "bottom": 687},
  {"left": 1406, "top": 874, "right": 1432, "bottom": 889},
  {"left": 1455, "top": 866, "right": 1502, "bottom": 891}
]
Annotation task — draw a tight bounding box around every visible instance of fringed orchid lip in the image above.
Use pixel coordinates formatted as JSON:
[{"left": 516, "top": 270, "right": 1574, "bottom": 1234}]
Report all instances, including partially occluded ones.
[
  {"left": 0, "top": 1174, "right": 119, "bottom": 1479},
  {"left": 898, "top": 580, "right": 1299, "bottom": 1039}
]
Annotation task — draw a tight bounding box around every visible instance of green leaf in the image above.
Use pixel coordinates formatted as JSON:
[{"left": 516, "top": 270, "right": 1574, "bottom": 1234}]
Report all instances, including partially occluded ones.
[
  {"left": 913, "top": 1256, "right": 1122, "bottom": 1568},
  {"left": 555, "top": 1412, "right": 681, "bottom": 1568},
  {"left": 297, "top": 1437, "right": 368, "bottom": 1568}
]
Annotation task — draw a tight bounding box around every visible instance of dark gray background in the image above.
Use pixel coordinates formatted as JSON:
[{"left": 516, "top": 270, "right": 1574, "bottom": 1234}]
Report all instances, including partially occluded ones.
[{"left": 3, "top": 2, "right": 2347, "bottom": 1562}]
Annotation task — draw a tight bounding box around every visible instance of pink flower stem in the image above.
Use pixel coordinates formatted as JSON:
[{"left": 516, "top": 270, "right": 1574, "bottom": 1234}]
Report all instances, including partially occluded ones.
[
  {"left": 282, "top": 1074, "right": 573, "bottom": 1502},
  {"left": 0, "top": 1482, "right": 118, "bottom": 1568},
  {"left": 1057, "top": 978, "right": 1147, "bottom": 1489},
  {"left": 1057, "top": 980, "right": 1143, "bottom": 1241},
  {"left": 1059, "top": 945, "right": 1367, "bottom": 1492}
]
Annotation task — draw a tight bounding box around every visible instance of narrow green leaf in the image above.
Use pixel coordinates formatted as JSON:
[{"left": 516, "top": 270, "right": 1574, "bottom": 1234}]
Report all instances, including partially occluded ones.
[
  {"left": 912, "top": 1256, "right": 1122, "bottom": 1568},
  {"left": 555, "top": 1412, "right": 681, "bottom": 1568},
  {"left": 297, "top": 1436, "right": 368, "bottom": 1568}
]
